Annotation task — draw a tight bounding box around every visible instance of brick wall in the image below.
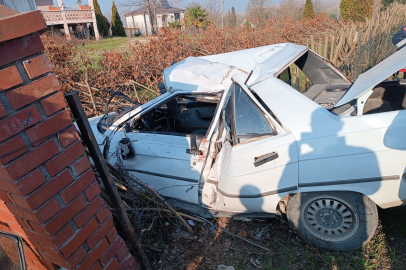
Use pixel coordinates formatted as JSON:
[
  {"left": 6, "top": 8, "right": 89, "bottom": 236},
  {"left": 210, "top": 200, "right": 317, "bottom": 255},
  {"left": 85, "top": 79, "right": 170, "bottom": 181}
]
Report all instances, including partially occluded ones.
[{"left": 0, "top": 5, "right": 137, "bottom": 270}]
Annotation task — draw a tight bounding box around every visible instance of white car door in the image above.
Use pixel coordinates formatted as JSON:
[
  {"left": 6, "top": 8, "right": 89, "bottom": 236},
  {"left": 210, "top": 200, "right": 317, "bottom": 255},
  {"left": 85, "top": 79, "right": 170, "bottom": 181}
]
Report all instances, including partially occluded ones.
[
  {"left": 204, "top": 78, "right": 299, "bottom": 213},
  {"left": 119, "top": 132, "right": 203, "bottom": 204},
  {"left": 106, "top": 93, "right": 212, "bottom": 205}
]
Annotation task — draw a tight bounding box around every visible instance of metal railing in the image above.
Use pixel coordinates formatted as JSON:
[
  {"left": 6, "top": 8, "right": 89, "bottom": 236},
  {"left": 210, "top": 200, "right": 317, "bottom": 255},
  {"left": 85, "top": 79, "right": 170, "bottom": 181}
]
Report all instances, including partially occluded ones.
[{"left": 42, "top": 9, "right": 94, "bottom": 25}]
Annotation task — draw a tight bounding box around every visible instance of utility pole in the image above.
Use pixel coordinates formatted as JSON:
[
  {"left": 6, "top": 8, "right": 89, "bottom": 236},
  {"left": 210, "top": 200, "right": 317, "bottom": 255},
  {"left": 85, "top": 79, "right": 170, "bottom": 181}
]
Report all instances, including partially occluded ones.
[
  {"left": 337, "top": 4, "right": 340, "bottom": 20},
  {"left": 221, "top": 0, "right": 224, "bottom": 27}
]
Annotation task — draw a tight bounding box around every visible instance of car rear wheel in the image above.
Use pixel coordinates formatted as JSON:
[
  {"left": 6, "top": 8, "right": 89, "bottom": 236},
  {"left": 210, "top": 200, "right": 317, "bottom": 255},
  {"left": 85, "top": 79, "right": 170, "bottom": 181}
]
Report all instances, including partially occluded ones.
[{"left": 286, "top": 191, "right": 378, "bottom": 251}]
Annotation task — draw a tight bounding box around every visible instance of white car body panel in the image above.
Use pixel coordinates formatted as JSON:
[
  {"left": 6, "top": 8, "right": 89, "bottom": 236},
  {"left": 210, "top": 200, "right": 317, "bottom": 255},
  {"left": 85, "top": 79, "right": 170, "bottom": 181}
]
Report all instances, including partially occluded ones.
[
  {"left": 89, "top": 43, "right": 406, "bottom": 217},
  {"left": 252, "top": 76, "right": 406, "bottom": 209},
  {"left": 120, "top": 133, "right": 202, "bottom": 204}
]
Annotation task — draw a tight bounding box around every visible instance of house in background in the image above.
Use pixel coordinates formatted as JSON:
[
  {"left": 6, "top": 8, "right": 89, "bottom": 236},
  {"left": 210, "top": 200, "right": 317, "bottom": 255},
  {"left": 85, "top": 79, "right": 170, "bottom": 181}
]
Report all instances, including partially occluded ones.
[
  {"left": 124, "top": 0, "right": 185, "bottom": 36},
  {"left": 0, "top": 0, "right": 99, "bottom": 39}
]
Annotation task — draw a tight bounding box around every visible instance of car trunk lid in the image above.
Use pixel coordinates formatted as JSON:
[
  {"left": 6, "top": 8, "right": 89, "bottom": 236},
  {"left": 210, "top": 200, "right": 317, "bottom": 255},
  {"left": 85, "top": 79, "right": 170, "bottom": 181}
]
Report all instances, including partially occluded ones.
[{"left": 335, "top": 47, "right": 406, "bottom": 107}]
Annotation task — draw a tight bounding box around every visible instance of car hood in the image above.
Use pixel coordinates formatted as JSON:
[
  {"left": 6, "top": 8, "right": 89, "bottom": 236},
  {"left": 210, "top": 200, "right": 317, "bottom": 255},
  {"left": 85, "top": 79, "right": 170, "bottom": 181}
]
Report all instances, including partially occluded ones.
[
  {"left": 164, "top": 43, "right": 307, "bottom": 93},
  {"left": 335, "top": 47, "right": 406, "bottom": 107}
]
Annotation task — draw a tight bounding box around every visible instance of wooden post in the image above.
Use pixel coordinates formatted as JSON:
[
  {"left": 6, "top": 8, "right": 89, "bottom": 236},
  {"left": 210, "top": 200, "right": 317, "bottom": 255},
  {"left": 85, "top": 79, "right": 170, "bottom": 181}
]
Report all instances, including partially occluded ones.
[
  {"left": 355, "top": 29, "right": 362, "bottom": 77},
  {"left": 329, "top": 34, "right": 335, "bottom": 61},
  {"left": 387, "top": 29, "right": 392, "bottom": 57},
  {"left": 131, "top": 81, "right": 140, "bottom": 102},
  {"left": 323, "top": 33, "right": 328, "bottom": 58},
  {"left": 332, "top": 29, "right": 345, "bottom": 65},
  {"left": 62, "top": 12, "right": 71, "bottom": 40},
  {"left": 65, "top": 91, "right": 136, "bottom": 240},
  {"left": 57, "top": 0, "right": 63, "bottom": 9},
  {"left": 311, "top": 35, "right": 315, "bottom": 51},
  {"left": 88, "top": 0, "right": 100, "bottom": 40},
  {"left": 143, "top": 13, "right": 149, "bottom": 36}
]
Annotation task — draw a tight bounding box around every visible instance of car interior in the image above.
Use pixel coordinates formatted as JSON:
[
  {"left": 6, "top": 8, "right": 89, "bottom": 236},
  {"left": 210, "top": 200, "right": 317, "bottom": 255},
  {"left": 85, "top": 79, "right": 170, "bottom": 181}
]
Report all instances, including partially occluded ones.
[
  {"left": 130, "top": 93, "right": 220, "bottom": 137},
  {"left": 277, "top": 51, "right": 406, "bottom": 116},
  {"left": 277, "top": 51, "right": 352, "bottom": 111},
  {"left": 362, "top": 80, "right": 406, "bottom": 114}
]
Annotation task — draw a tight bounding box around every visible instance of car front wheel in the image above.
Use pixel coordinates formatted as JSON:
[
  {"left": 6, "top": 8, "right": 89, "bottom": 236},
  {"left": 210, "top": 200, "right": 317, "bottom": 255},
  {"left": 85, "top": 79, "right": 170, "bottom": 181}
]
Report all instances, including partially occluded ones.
[{"left": 287, "top": 191, "right": 378, "bottom": 251}]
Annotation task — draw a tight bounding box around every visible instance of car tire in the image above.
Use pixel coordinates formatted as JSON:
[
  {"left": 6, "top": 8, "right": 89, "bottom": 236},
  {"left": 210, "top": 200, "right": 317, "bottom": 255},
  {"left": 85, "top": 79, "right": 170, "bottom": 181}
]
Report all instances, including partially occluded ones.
[{"left": 286, "top": 191, "right": 378, "bottom": 251}]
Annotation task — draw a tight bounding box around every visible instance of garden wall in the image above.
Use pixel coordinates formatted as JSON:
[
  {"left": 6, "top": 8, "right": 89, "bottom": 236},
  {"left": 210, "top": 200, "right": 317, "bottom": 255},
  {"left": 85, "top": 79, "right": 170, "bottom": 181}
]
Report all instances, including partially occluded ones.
[{"left": 0, "top": 5, "right": 137, "bottom": 270}]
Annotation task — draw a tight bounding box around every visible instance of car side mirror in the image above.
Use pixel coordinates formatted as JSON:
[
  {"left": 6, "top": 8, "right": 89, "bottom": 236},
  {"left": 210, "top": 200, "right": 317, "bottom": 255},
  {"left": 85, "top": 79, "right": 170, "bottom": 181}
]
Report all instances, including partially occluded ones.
[{"left": 118, "top": 138, "right": 135, "bottom": 160}]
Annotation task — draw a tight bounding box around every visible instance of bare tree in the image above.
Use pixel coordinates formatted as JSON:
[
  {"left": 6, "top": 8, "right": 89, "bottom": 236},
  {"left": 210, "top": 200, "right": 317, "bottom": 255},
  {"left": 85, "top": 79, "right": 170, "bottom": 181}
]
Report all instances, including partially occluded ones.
[
  {"left": 246, "top": 0, "right": 273, "bottom": 27},
  {"left": 168, "top": 0, "right": 186, "bottom": 8},
  {"left": 104, "top": 8, "right": 112, "bottom": 23},
  {"left": 187, "top": 1, "right": 201, "bottom": 7},
  {"left": 204, "top": 0, "right": 221, "bottom": 25},
  {"left": 312, "top": 0, "right": 322, "bottom": 14},
  {"left": 277, "top": 0, "right": 305, "bottom": 20}
]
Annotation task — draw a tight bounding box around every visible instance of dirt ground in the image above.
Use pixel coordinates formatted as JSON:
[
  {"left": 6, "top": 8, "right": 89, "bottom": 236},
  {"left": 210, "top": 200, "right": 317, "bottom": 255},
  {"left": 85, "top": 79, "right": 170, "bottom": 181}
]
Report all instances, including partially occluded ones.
[{"left": 154, "top": 206, "right": 406, "bottom": 270}]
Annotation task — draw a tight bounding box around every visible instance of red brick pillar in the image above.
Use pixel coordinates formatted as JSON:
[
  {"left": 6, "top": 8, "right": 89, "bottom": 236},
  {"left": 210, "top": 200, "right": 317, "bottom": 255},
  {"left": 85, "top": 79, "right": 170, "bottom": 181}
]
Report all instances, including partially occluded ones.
[{"left": 0, "top": 5, "right": 137, "bottom": 270}]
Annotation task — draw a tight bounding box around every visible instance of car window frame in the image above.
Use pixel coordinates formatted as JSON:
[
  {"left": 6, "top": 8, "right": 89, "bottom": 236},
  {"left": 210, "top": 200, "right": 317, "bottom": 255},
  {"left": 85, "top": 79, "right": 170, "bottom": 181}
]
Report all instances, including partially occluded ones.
[
  {"left": 0, "top": 231, "right": 26, "bottom": 270},
  {"left": 225, "top": 80, "right": 279, "bottom": 146},
  {"left": 125, "top": 91, "right": 222, "bottom": 137}
]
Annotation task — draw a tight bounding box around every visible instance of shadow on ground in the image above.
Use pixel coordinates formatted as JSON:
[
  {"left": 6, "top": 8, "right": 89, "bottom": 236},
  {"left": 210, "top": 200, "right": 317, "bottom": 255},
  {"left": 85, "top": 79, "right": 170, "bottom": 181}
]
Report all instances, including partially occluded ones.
[{"left": 161, "top": 206, "right": 406, "bottom": 270}]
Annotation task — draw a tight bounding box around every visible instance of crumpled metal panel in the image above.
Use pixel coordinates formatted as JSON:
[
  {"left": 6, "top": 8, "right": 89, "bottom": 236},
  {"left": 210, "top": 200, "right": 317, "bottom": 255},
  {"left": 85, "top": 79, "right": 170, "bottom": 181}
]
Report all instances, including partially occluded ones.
[{"left": 164, "top": 43, "right": 307, "bottom": 93}]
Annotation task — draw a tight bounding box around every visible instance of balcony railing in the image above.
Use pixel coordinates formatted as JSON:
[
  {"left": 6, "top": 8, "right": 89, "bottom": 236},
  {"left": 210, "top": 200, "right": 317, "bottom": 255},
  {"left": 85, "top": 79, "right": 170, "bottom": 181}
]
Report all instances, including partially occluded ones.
[{"left": 42, "top": 9, "right": 94, "bottom": 25}]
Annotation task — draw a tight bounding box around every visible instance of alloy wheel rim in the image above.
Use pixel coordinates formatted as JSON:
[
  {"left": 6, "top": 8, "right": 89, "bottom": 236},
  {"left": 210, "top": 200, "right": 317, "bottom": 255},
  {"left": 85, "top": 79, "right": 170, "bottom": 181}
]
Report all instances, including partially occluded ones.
[{"left": 300, "top": 195, "right": 360, "bottom": 242}]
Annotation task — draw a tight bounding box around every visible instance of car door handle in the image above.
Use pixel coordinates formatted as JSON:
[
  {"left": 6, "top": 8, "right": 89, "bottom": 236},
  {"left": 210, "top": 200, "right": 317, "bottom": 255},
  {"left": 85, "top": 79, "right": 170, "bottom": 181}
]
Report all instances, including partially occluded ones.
[
  {"left": 194, "top": 110, "right": 213, "bottom": 121},
  {"left": 254, "top": 152, "right": 278, "bottom": 167}
]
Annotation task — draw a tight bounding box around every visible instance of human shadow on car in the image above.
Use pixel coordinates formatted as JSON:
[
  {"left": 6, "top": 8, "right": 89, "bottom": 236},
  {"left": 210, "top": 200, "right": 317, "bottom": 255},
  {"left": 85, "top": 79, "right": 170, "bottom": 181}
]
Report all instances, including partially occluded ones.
[{"left": 281, "top": 107, "right": 381, "bottom": 252}]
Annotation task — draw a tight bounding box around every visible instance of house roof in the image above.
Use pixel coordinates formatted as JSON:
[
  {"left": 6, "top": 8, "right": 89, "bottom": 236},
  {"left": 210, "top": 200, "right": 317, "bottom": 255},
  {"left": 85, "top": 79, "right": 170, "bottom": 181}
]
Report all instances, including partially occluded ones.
[{"left": 124, "top": 6, "right": 185, "bottom": 17}]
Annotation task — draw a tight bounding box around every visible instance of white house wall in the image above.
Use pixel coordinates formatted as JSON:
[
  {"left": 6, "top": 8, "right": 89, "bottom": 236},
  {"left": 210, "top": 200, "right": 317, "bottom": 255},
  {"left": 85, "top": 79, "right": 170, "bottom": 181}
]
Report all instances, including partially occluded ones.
[
  {"left": 126, "top": 14, "right": 152, "bottom": 35},
  {"left": 126, "top": 12, "right": 184, "bottom": 35}
]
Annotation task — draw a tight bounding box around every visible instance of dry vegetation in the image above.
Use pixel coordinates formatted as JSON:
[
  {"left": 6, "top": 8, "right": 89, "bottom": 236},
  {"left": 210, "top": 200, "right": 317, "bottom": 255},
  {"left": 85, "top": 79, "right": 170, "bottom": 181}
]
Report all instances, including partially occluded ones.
[{"left": 42, "top": 13, "right": 339, "bottom": 116}]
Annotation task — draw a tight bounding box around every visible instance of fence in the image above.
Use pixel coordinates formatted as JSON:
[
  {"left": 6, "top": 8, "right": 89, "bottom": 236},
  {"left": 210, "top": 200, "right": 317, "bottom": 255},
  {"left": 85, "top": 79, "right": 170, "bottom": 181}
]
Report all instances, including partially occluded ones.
[
  {"left": 125, "top": 27, "right": 141, "bottom": 37},
  {"left": 308, "top": 23, "right": 403, "bottom": 81},
  {"left": 304, "top": 3, "right": 406, "bottom": 81}
]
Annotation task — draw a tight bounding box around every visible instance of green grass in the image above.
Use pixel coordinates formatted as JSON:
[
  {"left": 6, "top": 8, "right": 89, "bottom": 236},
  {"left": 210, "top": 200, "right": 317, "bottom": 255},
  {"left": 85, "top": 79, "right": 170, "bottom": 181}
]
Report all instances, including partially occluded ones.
[
  {"left": 82, "top": 36, "right": 130, "bottom": 52},
  {"left": 76, "top": 36, "right": 146, "bottom": 63},
  {"left": 72, "top": 36, "right": 146, "bottom": 75}
]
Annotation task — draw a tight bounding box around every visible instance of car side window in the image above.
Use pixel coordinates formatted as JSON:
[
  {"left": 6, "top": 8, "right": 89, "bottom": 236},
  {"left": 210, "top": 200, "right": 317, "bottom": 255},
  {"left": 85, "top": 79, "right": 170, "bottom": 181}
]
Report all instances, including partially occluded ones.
[
  {"left": 232, "top": 84, "right": 275, "bottom": 144},
  {"left": 278, "top": 67, "right": 291, "bottom": 85},
  {"left": 0, "top": 231, "right": 25, "bottom": 269}
]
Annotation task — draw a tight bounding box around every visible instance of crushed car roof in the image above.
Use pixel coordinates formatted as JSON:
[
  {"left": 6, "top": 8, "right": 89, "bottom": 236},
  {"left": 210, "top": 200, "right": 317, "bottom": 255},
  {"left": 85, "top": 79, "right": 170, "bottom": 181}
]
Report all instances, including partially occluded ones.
[{"left": 163, "top": 43, "right": 307, "bottom": 93}]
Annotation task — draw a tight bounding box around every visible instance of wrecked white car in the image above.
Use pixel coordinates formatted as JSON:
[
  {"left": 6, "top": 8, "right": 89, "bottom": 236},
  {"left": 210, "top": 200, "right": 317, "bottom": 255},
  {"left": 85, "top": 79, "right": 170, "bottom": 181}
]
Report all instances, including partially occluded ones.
[{"left": 90, "top": 43, "right": 406, "bottom": 251}]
